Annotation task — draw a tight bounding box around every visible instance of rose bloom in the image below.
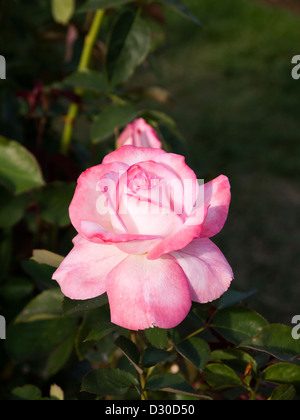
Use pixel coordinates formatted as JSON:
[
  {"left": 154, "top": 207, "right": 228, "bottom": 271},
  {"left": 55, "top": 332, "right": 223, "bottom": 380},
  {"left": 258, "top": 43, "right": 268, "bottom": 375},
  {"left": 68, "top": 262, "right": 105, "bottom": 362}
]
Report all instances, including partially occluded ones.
[
  {"left": 53, "top": 145, "right": 233, "bottom": 330},
  {"left": 117, "top": 118, "right": 162, "bottom": 149}
]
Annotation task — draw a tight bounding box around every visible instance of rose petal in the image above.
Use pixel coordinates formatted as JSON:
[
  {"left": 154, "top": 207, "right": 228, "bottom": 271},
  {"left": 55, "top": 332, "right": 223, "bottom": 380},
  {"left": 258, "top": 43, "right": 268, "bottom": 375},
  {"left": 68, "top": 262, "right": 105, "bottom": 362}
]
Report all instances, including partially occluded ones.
[
  {"left": 69, "top": 162, "right": 128, "bottom": 237},
  {"left": 200, "top": 175, "right": 231, "bottom": 238},
  {"left": 155, "top": 153, "right": 200, "bottom": 218},
  {"left": 118, "top": 161, "right": 184, "bottom": 215},
  {"left": 171, "top": 238, "right": 234, "bottom": 304},
  {"left": 146, "top": 204, "right": 210, "bottom": 260},
  {"left": 104, "top": 146, "right": 200, "bottom": 218},
  {"left": 103, "top": 145, "right": 166, "bottom": 167},
  {"left": 94, "top": 169, "right": 128, "bottom": 234},
  {"left": 119, "top": 195, "right": 184, "bottom": 238},
  {"left": 52, "top": 235, "right": 127, "bottom": 300},
  {"left": 115, "top": 237, "right": 161, "bottom": 255},
  {"left": 106, "top": 253, "right": 192, "bottom": 330},
  {"left": 80, "top": 220, "right": 162, "bottom": 244}
]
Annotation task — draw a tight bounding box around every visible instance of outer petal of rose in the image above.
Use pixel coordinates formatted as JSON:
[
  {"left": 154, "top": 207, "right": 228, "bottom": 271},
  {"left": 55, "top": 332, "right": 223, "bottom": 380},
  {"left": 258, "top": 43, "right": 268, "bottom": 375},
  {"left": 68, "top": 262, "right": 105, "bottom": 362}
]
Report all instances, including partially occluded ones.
[
  {"left": 81, "top": 221, "right": 163, "bottom": 255},
  {"left": 103, "top": 145, "right": 166, "bottom": 167},
  {"left": 155, "top": 153, "right": 199, "bottom": 218},
  {"left": 146, "top": 204, "right": 209, "bottom": 260},
  {"left": 200, "top": 175, "right": 231, "bottom": 238},
  {"left": 115, "top": 237, "right": 162, "bottom": 255},
  {"left": 52, "top": 235, "right": 127, "bottom": 300},
  {"left": 171, "top": 238, "right": 234, "bottom": 304},
  {"left": 69, "top": 161, "right": 128, "bottom": 236},
  {"left": 104, "top": 146, "right": 195, "bottom": 190},
  {"left": 146, "top": 225, "right": 197, "bottom": 261},
  {"left": 106, "top": 253, "right": 192, "bottom": 330},
  {"left": 117, "top": 119, "right": 162, "bottom": 149},
  {"left": 80, "top": 220, "right": 163, "bottom": 255},
  {"left": 80, "top": 220, "right": 162, "bottom": 244}
]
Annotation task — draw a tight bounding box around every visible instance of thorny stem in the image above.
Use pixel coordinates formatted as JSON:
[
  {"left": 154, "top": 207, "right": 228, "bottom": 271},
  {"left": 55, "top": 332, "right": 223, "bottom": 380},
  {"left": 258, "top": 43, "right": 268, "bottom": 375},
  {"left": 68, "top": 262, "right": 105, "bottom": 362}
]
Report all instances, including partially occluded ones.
[
  {"left": 60, "top": 10, "right": 105, "bottom": 155},
  {"left": 139, "top": 366, "right": 156, "bottom": 400},
  {"left": 140, "top": 372, "right": 148, "bottom": 400}
]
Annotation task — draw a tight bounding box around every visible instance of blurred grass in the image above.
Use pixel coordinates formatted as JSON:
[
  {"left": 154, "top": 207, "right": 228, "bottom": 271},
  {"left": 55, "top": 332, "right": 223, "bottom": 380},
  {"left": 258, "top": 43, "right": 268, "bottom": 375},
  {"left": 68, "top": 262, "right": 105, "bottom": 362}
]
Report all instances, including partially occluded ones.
[{"left": 135, "top": 0, "right": 300, "bottom": 323}]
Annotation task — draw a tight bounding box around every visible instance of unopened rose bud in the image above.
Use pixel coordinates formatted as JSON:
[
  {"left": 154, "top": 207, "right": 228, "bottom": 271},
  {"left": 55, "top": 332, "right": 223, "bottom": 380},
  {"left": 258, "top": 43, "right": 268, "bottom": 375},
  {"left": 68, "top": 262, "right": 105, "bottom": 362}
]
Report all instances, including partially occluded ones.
[{"left": 117, "top": 118, "right": 162, "bottom": 149}]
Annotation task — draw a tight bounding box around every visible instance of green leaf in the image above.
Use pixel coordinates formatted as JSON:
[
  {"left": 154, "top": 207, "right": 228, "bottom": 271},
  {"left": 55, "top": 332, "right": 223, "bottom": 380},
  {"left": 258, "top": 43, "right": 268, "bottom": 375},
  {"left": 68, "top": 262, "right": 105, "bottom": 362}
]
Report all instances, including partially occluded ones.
[
  {"left": 63, "top": 294, "right": 108, "bottom": 316},
  {"left": 12, "top": 385, "right": 42, "bottom": 401},
  {"left": 82, "top": 368, "right": 139, "bottom": 396},
  {"left": 0, "top": 137, "right": 45, "bottom": 194},
  {"left": 210, "top": 348, "right": 259, "bottom": 378},
  {"left": 145, "top": 327, "right": 169, "bottom": 349},
  {"left": 146, "top": 373, "right": 201, "bottom": 398},
  {"left": 6, "top": 317, "right": 77, "bottom": 362},
  {"left": 32, "top": 250, "right": 64, "bottom": 269},
  {"left": 92, "top": 104, "right": 136, "bottom": 143},
  {"left": 115, "top": 336, "right": 142, "bottom": 374},
  {"left": 52, "top": 0, "right": 75, "bottom": 25},
  {"left": 44, "top": 328, "right": 77, "bottom": 378},
  {"left": 241, "top": 324, "right": 300, "bottom": 361},
  {"left": 35, "top": 182, "right": 75, "bottom": 227},
  {"left": 204, "top": 363, "right": 242, "bottom": 390},
  {"left": 211, "top": 307, "right": 268, "bottom": 345},
  {"left": 15, "top": 288, "right": 64, "bottom": 323},
  {"left": 75, "top": 307, "right": 115, "bottom": 362},
  {"left": 169, "top": 309, "right": 207, "bottom": 344},
  {"left": 147, "top": 0, "right": 201, "bottom": 26},
  {"left": 85, "top": 322, "right": 118, "bottom": 342},
  {"left": 138, "top": 110, "right": 177, "bottom": 130},
  {"left": 22, "top": 259, "right": 56, "bottom": 290},
  {"left": 217, "top": 289, "right": 257, "bottom": 309},
  {"left": 269, "top": 384, "right": 296, "bottom": 401},
  {"left": 142, "top": 347, "right": 175, "bottom": 368},
  {"left": 175, "top": 337, "right": 210, "bottom": 370},
  {"left": 106, "top": 11, "right": 151, "bottom": 86},
  {"left": 0, "top": 189, "right": 30, "bottom": 228},
  {"left": 263, "top": 363, "right": 300, "bottom": 391},
  {"left": 78, "top": 0, "right": 132, "bottom": 13},
  {"left": 65, "top": 70, "right": 108, "bottom": 93}
]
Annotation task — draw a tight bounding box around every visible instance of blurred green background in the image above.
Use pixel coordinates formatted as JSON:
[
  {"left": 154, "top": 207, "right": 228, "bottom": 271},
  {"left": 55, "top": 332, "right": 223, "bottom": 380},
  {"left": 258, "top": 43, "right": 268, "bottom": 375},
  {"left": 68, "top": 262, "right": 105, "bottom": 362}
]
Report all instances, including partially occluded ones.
[{"left": 0, "top": 0, "right": 299, "bottom": 328}]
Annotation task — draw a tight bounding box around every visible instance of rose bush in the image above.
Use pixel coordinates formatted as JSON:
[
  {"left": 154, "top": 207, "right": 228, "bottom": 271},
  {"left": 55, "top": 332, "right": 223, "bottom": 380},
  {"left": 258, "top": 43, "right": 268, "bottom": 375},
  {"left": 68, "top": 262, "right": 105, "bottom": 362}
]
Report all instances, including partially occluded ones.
[{"left": 53, "top": 136, "right": 233, "bottom": 330}]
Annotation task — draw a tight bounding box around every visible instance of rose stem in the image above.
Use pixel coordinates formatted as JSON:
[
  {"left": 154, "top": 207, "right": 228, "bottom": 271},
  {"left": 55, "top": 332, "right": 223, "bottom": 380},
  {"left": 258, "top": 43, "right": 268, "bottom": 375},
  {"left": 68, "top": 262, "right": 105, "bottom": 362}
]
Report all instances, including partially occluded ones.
[{"left": 60, "top": 10, "right": 105, "bottom": 155}]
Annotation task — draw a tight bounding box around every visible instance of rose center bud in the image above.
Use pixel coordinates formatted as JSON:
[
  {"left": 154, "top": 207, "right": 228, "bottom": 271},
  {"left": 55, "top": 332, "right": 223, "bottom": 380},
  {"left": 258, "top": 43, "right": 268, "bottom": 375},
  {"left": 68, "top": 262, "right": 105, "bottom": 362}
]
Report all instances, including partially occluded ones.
[
  {"left": 125, "top": 165, "right": 168, "bottom": 214},
  {"left": 128, "top": 169, "right": 158, "bottom": 194}
]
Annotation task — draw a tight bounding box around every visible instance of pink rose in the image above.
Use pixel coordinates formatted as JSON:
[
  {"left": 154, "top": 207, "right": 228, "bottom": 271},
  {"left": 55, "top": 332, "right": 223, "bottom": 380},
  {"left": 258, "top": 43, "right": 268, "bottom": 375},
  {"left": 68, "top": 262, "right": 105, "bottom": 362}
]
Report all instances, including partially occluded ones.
[
  {"left": 117, "top": 118, "right": 162, "bottom": 149},
  {"left": 53, "top": 146, "right": 233, "bottom": 330}
]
